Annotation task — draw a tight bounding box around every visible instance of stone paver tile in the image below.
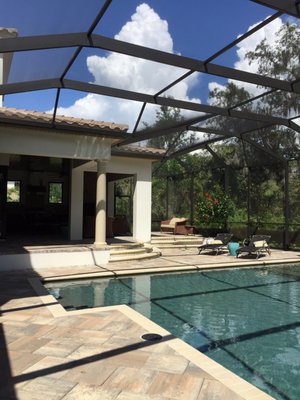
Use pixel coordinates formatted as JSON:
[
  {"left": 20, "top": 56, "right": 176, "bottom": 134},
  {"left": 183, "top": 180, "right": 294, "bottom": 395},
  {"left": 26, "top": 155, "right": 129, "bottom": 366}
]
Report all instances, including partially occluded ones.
[
  {"left": 98, "top": 320, "right": 134, "bottom": 334},
  {"left": 102, "top": 366, "right": 158, "bottom": 394},
  {"left": 0, "top": 313, "right": 33, "bottom": 322},
  {"left": 48, "top": 316, "right": 88, "bottom": 328},
  {"left": 148, "top": 371, "right": 203, "bottom": 400},
  {"left": 40, "top": 326, "right": 76, "bottom": 340},
  {"left": 63, "top": 360, "right": 116, "bottom": 385},
  {"left": 4, "top": 322, "right": 55, "bottom": 338},
  {"left": 67, "top": 344, "right": 106, "bottom": 360},
  {"left": 0, "top": 334, "right": 18, "bottom": 346},
  {"left": 108, "top": 326, "right": 145, "bottom": 342},
  {"left": 27, "top": 316, "right": 56, "bottom": 325},
  {"left": 101, "top": 348, "right": 150, "bottom": 368},
  {"left": 17, "top": 376, "right": 76, "bottom": 400},
  {"left": 1, "top": 299, "right": 43, "bottom": 311},
  {"left": 197, "top": 379, "right": 244, "bottom": 400},
  {"left": 99, "top": 335, "right": 146, "bottom": 352},
  {"left": 7, "top": 351, "right": 45, "bottom": 375},
  {"left": 62, "top": 383, "right": 120, "bottom": 400},
  {"left": 33, "top": 338, "right": 82, "bottom": 357},
  {"left": 73, "top": 328, "right": 112, "bottom": 344},
  {"left": 116, "top": 392, "right": 173, "bottom": 400},
  {"left": 144, "top": 352, "right": 189, "bottom": 374},
  {"left": 2, "top": 321, "right": 29, "bottom": 337},
  {"left": 26, "top": 323, "right": 56, "bottom": 337},
  {"left": 9, "top": 335, "right": 50, "bottom": 353},
  {"left": 66, "top": 342, "right": 149, "bottom": 368},
  {"left": 21, "top": 355, "right": 74, "bottom": 379},
  {"left": 140, "top": 342, "right": 176, "bottom": 356},
  {"left": 73, "top": 316, "right": 112, "bottom": 331}
]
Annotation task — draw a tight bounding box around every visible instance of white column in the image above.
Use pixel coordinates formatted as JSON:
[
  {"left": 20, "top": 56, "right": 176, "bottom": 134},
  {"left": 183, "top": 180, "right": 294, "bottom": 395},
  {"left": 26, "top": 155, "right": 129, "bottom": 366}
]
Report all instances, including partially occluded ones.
[
  {"left": 132, "top": 167, "right": 152, "bottom": 243},
  {"left": 70, "top": 167, "right": 84, "bottom": 240},
  {"left": 94, "top": 160, "right": 107, "bottom": 248}
]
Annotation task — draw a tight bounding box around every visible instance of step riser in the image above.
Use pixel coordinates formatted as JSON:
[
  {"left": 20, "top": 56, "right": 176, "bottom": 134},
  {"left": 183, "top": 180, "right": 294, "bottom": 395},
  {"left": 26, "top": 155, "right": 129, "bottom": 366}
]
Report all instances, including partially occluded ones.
[
  {"left": 110, "top": 249, "right": 148, "bottom": 255},
  {"left": 151, "top": 240, "right": 203, "bottom": 247},
  {"left": 109, "top": 252, "right": 161, "bottom": 262},
  {"left": 109, "top": 245, "right": 143, "bottom": 251},
  {"left": 151, "top": 241, "right": 203, "bottom": 245},
  {"left": 108, "top": 242, "right": 160, "bottom": 262},
  {"left": 151, "top": 237, "right": 199, "bottom": 239},
  {"left": 154, "top": 245, "right": 201, "bottom": 248}
]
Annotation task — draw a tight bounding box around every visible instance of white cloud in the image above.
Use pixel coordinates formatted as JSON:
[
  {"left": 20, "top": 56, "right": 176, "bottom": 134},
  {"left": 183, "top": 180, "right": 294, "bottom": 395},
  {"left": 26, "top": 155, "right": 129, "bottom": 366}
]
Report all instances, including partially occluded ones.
[
  {"left": 56, "top": 3, "right": 201, "bottom": 131},
  {"left": 208, "top": 17, "right": 287, "bottom": 101}
]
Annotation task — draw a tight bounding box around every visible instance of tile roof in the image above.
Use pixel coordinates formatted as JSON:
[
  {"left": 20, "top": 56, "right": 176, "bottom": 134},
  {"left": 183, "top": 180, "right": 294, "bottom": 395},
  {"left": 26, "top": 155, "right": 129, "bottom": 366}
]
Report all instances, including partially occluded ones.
[
  {"left": 0, "top": 107, "right": 165, "bottom": 158},
  {"left": 113, "top": 144, "right": 166, "bottom": 158},
  {"left": 0, "top": 107, "right": 129, "bottom": 133},
  {"left": 0, "top": 27, "right": 18, "bottom": 38}
]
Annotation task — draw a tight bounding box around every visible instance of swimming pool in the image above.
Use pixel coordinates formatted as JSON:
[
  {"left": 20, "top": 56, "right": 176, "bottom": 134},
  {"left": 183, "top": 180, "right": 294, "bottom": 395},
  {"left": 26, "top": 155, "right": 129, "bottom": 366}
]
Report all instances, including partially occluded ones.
[{"left": 45, "top": 264, "right": 300, "bottom": 400}]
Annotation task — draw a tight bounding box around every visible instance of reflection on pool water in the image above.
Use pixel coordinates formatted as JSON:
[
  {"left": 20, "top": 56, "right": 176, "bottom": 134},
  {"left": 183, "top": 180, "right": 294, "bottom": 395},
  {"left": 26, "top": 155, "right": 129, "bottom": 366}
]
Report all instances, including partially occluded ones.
[{"left": 45, "top": 264, "right": 300, "bottom": 400}]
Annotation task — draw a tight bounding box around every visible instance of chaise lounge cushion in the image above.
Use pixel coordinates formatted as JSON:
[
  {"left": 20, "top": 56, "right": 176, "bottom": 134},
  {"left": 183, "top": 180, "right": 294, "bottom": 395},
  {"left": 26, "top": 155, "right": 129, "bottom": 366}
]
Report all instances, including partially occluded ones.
[
  {"left": 212, "top": 239, "right": 223, "bottom": 244},
  {"left": 161, "top": 217, "right": 186, "bottom": 229},
  {"left": 253, "top": 240, "right": 268, "bottom": 248}
]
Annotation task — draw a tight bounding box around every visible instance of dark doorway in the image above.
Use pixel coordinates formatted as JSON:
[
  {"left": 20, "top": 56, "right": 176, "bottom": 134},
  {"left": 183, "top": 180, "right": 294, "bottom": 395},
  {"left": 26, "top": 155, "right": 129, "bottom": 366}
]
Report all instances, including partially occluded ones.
[
  {"left": 5, "top": 155, "right": 70, "bottom": 240},
  {"left": 82, "top": 171, "right": 133, "bottom": 238}
]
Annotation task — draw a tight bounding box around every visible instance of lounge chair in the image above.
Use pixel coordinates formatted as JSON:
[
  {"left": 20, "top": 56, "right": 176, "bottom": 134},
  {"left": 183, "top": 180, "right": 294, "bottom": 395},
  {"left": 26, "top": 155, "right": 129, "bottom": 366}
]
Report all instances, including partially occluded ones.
[
  {"left": 160, "top": 217, "right": 188, "bottom": 235},
  {"left": 198, "top": 233, "right": 233, "bottom": 255},
  {"left": 236, "top": 235, "right": 271, "bottom": 259}
]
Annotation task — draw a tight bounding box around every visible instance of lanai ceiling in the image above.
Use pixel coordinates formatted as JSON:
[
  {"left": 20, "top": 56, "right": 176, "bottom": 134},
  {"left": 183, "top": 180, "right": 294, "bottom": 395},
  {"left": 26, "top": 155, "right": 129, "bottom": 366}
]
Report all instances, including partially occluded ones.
[{"left": 0, "top": 0, "right": 299, "bottom": 161}]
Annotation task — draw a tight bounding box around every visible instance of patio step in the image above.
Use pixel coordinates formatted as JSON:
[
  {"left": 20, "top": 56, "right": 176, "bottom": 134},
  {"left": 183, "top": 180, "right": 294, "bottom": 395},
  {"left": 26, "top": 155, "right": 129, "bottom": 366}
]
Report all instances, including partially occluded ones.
[
  {"left": 151, "top": 235, "right": 204, "bottom": 248},
  {"left": 108, "top": 242, "right": 144, "bottom": 252},
  {"left": 109, "top": 243, "right": 161, "bottom": 262}
]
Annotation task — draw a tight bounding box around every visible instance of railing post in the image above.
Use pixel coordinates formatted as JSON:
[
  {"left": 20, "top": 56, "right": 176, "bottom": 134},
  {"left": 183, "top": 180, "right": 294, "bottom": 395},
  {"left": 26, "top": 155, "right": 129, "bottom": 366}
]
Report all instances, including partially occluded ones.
[
  {"left": 247, "top": 166, "right": 251, "bottom": 238},
  {"left": 284, "top": 161, "right": 289, "bottom": 250},
  {"left": 190, "top": 174, "right": 194, "bottom": 225},
  {"left": 166, "top": 177, "right": 169, "bottom": 219}
]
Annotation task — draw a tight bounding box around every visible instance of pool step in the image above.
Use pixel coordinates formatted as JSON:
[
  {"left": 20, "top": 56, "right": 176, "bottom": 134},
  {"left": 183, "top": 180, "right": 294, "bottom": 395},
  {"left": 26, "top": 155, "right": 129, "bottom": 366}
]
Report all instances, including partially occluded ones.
[{"left": 109, "top": 244, "right": 161, "bottom": 262}]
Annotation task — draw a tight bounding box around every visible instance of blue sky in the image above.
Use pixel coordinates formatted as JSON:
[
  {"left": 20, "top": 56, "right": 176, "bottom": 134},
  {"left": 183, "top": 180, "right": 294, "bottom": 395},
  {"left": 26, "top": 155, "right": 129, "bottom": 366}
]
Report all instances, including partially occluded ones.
[{"left": 1, "top": 0, "right": 295, "bottom": 130}]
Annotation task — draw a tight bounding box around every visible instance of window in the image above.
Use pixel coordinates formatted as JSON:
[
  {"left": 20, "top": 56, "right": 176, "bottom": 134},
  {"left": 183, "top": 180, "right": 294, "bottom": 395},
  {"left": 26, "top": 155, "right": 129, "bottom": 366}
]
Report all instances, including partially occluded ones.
[
  {"left": 7, "top": 181, "right": 21, "bottom": 202},
  {"left": 49, "top": 182, "right": 63, "bottom": 204}
]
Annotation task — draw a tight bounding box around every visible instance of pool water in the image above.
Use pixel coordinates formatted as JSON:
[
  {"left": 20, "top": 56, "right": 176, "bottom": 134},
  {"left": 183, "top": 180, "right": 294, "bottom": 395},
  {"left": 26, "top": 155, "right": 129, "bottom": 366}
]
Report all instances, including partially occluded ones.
[{"left": 45, "top": 264, "right": 300, "bottom": 400}]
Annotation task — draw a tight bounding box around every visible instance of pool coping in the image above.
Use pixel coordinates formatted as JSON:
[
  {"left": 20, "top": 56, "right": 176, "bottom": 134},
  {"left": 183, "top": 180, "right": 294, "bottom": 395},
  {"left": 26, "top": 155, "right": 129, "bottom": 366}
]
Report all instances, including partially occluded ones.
[
  {"left": 27, "top": 262, "right": 291, "bottom": 400},
  {"left": 41, "top": 257, "right": 300, "bottom": 282}
]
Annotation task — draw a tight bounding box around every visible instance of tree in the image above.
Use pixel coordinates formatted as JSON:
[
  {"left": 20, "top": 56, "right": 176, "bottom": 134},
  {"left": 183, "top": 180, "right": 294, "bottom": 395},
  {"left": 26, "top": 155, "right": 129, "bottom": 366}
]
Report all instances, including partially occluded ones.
[
  {"left": 209, "top": 22, "right": 300, "bottom": 160},
  {"left": 206, "top": 21, "right": 300, "bottom": 229},
  {"left": 150, "top": 22, "right": 300, "bottom": 239},
  {"left": 146, "top": 104, "right": 195, "bottom": 151},
  {"left": 209, "top": 82, "right": 251, "bottom": 108}
]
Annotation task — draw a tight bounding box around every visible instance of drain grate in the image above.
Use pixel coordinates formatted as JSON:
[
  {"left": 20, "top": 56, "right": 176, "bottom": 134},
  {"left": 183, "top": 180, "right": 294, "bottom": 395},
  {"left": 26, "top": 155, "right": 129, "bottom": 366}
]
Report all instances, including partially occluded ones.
[{"left": 141, "top": 333, "right": 163, "bottom": 342}]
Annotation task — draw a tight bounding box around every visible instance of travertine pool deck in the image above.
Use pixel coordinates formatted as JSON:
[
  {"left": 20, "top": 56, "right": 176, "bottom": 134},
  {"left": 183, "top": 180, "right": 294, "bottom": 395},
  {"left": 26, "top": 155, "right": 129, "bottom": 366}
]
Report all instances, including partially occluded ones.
[{"left": 1, "top": 244, "right": 299, "bottom": 400}]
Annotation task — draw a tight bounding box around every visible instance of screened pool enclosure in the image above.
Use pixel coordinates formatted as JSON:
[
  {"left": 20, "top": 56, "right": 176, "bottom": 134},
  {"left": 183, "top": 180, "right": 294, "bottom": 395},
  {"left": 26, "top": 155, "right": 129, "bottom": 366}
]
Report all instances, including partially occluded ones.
[{"left": 0, "top": 0, "right": 299, "bottom": 247}]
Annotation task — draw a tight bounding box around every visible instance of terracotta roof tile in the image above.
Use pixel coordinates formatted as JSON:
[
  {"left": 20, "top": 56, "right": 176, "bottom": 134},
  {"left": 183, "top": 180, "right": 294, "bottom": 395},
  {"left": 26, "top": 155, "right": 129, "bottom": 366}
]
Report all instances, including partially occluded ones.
[
  {"left": 0, "top": 27, "right": 18, "bottom": 38},
  {"left": 0, "top": 107, "right": 164, "bottom": 157},
  {"left": 0, "top": 107, "right": 128, "bottom": 132},
  {"left": 114, "top": 145, "right": 166, "bottom": 157}
]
